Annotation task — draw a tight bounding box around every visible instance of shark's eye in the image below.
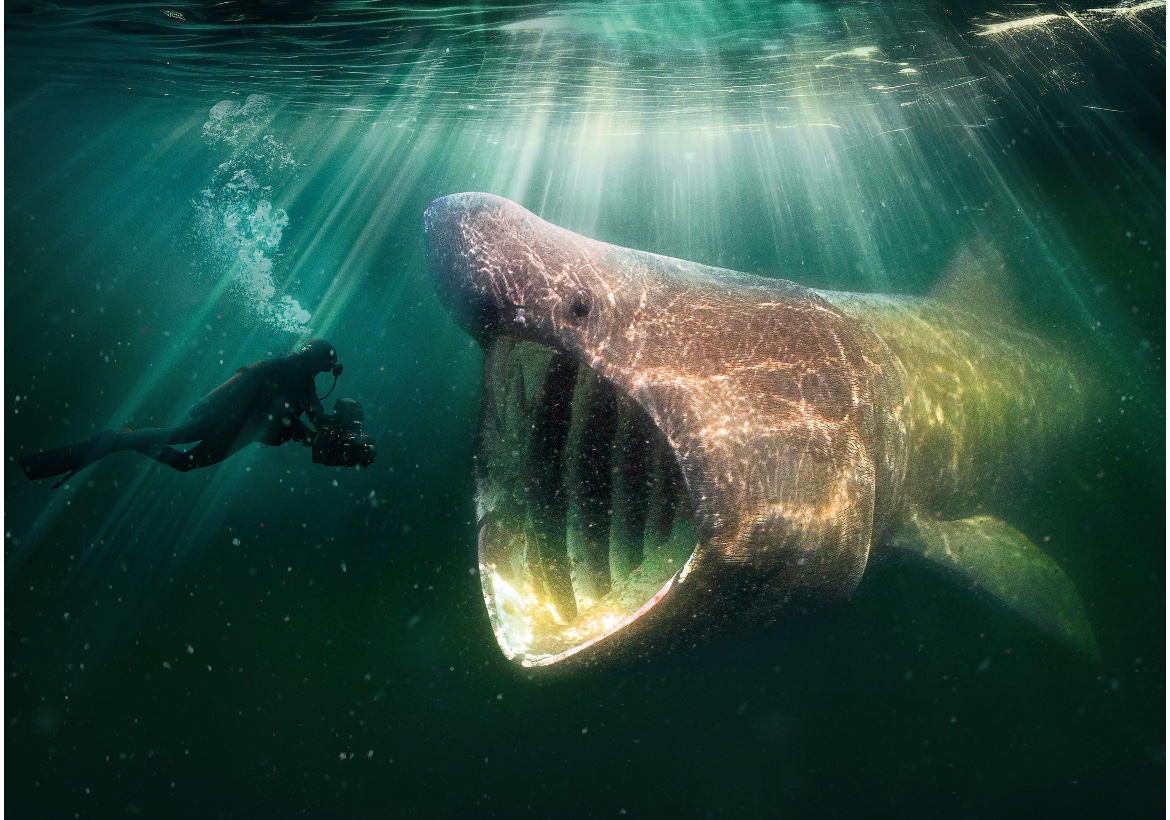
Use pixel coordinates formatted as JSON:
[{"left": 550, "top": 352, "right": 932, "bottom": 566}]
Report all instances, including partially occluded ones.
[{"left": 569, "top": 295, "right": 591, "bottom": 321}]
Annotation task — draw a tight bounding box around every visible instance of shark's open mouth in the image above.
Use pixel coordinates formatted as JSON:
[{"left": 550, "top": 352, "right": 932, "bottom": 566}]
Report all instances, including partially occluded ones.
[{"left": 476, "top": 337, "right": 699, "bottom": 666}]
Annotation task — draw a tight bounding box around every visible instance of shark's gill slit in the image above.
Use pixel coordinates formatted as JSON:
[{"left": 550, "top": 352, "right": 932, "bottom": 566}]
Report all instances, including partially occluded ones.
[{"left": 479, "top": 339, "right": 698, "bottom": 665}]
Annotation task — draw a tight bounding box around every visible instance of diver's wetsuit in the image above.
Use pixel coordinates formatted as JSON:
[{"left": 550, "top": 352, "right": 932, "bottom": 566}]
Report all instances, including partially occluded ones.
[{"left": 18, "top": 342, "right": 338, "bottom": 487}]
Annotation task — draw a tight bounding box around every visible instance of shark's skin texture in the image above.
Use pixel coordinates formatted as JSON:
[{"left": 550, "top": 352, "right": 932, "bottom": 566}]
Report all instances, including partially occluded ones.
[{"left": 424, "top": 192, "right": 1096, "bottom": 669}]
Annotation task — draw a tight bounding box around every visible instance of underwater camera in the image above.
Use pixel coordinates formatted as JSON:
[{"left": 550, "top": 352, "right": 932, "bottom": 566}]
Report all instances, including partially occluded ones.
[{"left": 312, "top": 398, "right": 377, "bottom": 468}]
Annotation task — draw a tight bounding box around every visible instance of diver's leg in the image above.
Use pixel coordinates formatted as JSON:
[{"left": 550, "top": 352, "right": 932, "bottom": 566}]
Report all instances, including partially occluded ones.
[
  {"left": 144, "top": 434, "right": 249, "bottom": 473},
  {"left": 17, "top": 421, "right": 210, "bottom": 483},
  {"left": 112, "top": 421, "right": 206, "bottom": 452},
  {"left": 17, "top": 429, "right": 121, "bottom": 481}
]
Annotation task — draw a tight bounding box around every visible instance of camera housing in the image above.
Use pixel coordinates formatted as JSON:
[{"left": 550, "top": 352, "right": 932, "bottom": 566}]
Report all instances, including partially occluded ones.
[{"left": 311, "top": 398, "right": 376, "bottom": 468}]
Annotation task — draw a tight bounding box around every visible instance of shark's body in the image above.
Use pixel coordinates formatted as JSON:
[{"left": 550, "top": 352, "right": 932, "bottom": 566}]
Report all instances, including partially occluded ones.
[{"left": 424, "top": 192, "right": 1097, "bottom": 668}]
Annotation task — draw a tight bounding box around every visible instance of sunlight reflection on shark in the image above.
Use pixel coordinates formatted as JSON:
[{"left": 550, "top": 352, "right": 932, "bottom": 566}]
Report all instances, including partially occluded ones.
[{"left": 424, "top": 192, "right": 1099, "bottom": 669}]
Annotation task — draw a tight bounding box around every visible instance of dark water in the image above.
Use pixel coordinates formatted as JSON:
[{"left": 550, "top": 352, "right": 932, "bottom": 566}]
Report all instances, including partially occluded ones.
[{"left": 5, "top": 1, "right": 1164, "bottom": 817}]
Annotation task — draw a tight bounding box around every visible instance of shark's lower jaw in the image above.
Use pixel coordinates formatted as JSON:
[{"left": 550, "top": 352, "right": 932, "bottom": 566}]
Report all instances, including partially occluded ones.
[{"left": 476, "top": 337, "right": 700, "bottom": 667}]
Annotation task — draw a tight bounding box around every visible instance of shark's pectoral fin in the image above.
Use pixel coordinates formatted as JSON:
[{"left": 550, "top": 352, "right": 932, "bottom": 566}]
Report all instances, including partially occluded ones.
[{"left": 887, "top": 514, "right": 1099, "bottom": 662}]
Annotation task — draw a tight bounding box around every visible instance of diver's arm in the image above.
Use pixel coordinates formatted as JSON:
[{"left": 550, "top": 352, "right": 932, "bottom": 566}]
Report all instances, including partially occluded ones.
[
  {"left": 305, "top": 383, "right": 326, "bottom": 426},
  {"left": 304, "top": 374, "right": 327, "bottom": 425},
  {"left": 296, "top": 380, "right": 329, "bottom": 446},
  {"left": 287, "top": 415, "right": 315, "bottom": 446}
]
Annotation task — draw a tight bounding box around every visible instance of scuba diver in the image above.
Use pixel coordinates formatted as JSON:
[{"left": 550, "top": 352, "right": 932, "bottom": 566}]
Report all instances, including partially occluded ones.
[{"left": 18, "top": 338, "right": 376, "bottom": 488}]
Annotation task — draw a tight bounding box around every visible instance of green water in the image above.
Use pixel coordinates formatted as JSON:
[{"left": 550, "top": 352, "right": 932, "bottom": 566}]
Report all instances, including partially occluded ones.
[{"left": 5, "top": 1, "right": 1164, "bottom": 817}]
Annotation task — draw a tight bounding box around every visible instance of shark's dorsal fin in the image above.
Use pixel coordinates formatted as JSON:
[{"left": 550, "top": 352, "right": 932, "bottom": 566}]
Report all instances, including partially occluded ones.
[
  {"left": 887, "top": 514, "right": 1099, "bottom": 661},
  {"left": 931, "top": 240, "right": 1020, "bottom": 325}
]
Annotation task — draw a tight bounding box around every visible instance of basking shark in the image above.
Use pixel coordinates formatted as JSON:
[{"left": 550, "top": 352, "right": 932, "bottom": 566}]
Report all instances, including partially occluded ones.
[{"left": 423, "top": 192, "right": 1098, "bottom": 669}]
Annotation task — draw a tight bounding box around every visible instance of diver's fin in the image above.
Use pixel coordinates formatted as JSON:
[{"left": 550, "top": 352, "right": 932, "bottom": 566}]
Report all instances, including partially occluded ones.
[
  {"left": 17, "top": 429, "right": 119, "bottom": 486},
  {"left": 931, "top": 240, "right": 1019, "bottom": 325},
  {"left": 18, "top": 444, "right": 87, "bottom": 481},
  {"left": 51, "top": 467, "right": 84, "bottom": 490},
  {"left": 887, "top": 514, "right": 1100, "bottom": 662}
]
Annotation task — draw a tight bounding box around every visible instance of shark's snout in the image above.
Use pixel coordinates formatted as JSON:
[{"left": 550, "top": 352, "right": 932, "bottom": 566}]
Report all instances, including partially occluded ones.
[
  {"left": 424, "top": 192, "right": 614, "bottom": 354},
  {"left": 423, "top": 193, "right": 511, "bottom": 342}
]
